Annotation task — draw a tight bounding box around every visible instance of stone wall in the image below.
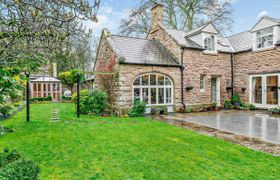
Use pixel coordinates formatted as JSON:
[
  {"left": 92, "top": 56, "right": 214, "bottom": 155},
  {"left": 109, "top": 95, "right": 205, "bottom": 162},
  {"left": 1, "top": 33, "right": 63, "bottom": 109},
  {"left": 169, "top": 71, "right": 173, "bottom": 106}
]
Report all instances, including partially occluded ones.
[
  {"left": 148, "top": 26, "right": 232, "bottom": 106},
  {"left": 118, "top": 64, "right": 182, "bottom": 111},
  {"left": 183, "top": 50, "right": 232, "bottom": 105},
  {"left": 148, "top": 26, "right": 181, "bottom": 61},
  {"left": 94, "top": 31, "right": 120, "bottom": 107},
  {"left": 233, "top": 47, "right": 280, "bottom": 102}
]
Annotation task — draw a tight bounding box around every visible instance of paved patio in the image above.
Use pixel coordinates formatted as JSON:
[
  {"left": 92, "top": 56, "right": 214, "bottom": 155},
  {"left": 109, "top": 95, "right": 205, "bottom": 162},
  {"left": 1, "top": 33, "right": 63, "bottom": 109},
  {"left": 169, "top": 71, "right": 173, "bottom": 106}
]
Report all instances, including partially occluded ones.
[{"left": 162, "top": 111, "right": 280, "bottom": 144}]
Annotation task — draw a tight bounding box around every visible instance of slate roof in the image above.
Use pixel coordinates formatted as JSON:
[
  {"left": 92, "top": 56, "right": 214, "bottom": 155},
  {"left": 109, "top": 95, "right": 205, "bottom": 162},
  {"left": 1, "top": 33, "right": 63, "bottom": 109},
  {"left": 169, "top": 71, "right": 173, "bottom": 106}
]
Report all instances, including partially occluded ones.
[
  {"left": 163, "top": 28, "right": 204, "bottom": 49},
  {"left": 227, "top": 31, "right": 252, "bottom": 53},
  {"left": 163, "top": 25, "right": 254, "bottom": 53},
  {"left": 110, "top": 35, "right": 180, "bottom": 66}
]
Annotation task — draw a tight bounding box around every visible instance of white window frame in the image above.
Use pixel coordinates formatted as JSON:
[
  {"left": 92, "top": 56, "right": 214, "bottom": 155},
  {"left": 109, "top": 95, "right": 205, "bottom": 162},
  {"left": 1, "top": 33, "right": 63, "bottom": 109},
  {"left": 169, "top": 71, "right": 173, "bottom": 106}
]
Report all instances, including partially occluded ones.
[
  {"left": 256, "top": 27, "right": 274, "bottom": 49},
  {"left": 132, "top": 73, "right": 173, "bottom": 106},
  {"left": 200, "top": 75, "right": 206, "bottom": 92},
  {"left": 204, "top": 35, "right": 215, "bottom": 52},
  {"left": 249, "top": 73, "right": 280, "bottom": 109}
]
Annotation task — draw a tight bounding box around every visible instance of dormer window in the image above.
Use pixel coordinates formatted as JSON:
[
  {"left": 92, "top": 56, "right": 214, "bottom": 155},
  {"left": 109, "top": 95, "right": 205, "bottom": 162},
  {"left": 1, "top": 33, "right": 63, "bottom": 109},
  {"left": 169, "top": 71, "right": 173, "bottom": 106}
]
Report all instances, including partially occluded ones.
[
  {"left": 204, "top": 35, "right": 215, "bottom": 51},
  {"left": 256, "top": 27, "right": 274, "bottom": 49}
]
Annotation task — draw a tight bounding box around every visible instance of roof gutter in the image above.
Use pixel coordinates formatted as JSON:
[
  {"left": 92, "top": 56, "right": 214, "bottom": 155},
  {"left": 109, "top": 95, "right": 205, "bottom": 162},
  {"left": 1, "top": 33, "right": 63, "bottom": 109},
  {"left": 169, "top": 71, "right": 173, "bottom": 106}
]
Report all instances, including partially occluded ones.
[{"left": 119, "top": 62, "right": 181, "bottom": 67}]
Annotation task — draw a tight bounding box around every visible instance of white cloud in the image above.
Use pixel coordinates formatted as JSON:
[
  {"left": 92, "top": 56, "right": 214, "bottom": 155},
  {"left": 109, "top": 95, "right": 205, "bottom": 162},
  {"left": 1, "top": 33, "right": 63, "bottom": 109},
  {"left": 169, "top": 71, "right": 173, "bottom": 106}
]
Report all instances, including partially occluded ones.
[
  {"left": 82, "top": 6, "right": 129, "bottom": 36},
  {"left": 257, "top": 10, "right": 268, "bottom": 19}
]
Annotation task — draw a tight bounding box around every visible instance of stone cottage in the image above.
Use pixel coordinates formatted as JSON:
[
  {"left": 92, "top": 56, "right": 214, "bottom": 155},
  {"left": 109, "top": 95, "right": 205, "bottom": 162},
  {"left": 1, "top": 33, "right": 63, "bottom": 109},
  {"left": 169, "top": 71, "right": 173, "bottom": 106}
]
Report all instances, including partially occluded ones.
[{"left": 94, "top": 4, "right": 280, "bottom": 113}]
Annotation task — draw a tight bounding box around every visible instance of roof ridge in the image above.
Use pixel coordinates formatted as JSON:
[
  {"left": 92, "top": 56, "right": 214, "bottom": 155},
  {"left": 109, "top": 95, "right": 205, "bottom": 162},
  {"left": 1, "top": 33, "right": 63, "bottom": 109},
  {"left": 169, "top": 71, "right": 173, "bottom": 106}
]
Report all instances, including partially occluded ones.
[{"left": 111, "top": 34, "right": 153, "bottom": 41}]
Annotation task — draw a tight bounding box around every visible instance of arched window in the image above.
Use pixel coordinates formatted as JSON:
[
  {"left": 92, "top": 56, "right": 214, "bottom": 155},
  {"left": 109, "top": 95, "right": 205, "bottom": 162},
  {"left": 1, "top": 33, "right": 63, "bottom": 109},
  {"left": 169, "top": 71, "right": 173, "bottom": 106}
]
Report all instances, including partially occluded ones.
[
  {"left": 204, "top": 35, "right": 215, "bottom": 51},
  {"left": 132, "top": 73, "right": 173, "bottom": 105}
]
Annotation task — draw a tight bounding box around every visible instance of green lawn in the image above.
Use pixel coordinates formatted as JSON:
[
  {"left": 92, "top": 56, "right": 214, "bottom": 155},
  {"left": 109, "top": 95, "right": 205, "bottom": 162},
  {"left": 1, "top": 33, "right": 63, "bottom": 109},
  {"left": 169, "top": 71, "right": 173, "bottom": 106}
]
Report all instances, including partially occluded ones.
[{"left": 0, "top": 103, "right": 280, "bottom": 179}]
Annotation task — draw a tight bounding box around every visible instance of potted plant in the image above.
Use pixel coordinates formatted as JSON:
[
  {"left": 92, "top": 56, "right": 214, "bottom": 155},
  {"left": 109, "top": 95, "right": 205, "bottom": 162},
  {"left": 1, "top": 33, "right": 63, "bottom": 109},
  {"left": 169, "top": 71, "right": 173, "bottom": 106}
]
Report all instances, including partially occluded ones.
[
  {"left": 211, "top": 102, "right": 219, "bottom": 111},
  {"left": 232, "top": 93, "right": 241, "bottom": 109}
]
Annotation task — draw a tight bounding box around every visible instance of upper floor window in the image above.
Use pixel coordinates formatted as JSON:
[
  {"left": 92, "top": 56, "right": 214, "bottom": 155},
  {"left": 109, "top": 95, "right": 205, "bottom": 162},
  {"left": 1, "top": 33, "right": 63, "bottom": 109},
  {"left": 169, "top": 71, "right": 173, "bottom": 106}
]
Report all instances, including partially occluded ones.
[
  {"left": 256, "top": 27, "right": 274, "bottom": 49},
  {"left": 204, "top": 35, "right": 215, "bottom": 51}
]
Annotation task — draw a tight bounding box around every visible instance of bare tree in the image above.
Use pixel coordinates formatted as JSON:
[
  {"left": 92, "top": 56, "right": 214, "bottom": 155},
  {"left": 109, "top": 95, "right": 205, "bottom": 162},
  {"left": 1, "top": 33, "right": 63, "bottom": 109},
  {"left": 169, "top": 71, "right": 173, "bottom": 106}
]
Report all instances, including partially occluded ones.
[
  {"left": 119, "top": 0, "right": 233, "bottom": 37},
  {"left": 0, "top": 0, "right": 100, "bottom": 73}
]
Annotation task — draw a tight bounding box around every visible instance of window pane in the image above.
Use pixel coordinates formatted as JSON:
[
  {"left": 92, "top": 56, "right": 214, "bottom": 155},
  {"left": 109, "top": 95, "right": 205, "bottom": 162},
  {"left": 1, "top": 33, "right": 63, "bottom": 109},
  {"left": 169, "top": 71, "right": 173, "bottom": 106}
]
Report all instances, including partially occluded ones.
[
  {"left": 165, "top": 78, "right": 171, "bottom": 85},
  {"left": 158, "top": 75, "right": 164, "bottom": 85},
  {"left": 166, "top": 88, "right": 172, "bottom": 104},
  {"left": 133, "top": 76, "right": 141, "bottom": 85},
  {"left": 158, "top": 88, "right": 164, "bottom": 104},
  {"left": 151, "top": 88, "right": 157, "bottom": 104},
  {"left": 267, "top": 76, "right": 278, "bottom": 105},
  {"left": 134, "top": 88, "right": 140, "bottom": 101},
  {"left": 252, "top": 77, "right": 262, "bottom": 104},
  {"left": 53, "top": 84, "right": 56, "bottom": 91},
  {"left": 200, "top": 75, "right": 205, "bottom": 90},
  {"left": 33, "top": 83, "right": 37, "bottom": 91},
  {"left": 150, "top": 74, "right": 156, "bottom": 85},
  {"left": 142, "top": 75, "right": 149, "bottom": 85},
  {"left": 142, "top": 88, "right": 149, "bottom": 103}
]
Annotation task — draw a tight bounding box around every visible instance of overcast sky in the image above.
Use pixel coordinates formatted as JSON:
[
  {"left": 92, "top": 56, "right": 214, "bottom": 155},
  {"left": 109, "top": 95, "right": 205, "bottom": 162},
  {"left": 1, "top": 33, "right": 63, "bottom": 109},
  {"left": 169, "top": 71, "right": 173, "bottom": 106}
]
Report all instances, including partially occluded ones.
[{"left": 85, "top": 0, "right": 280, "bottom": 37}]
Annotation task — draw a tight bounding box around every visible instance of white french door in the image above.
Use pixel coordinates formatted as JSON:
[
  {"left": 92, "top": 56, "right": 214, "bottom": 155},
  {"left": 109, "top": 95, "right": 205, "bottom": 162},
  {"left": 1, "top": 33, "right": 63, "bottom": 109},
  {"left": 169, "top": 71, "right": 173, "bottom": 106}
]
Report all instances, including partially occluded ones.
[{"left": 250, "top": 73, "right": 280, "bottom": 108}]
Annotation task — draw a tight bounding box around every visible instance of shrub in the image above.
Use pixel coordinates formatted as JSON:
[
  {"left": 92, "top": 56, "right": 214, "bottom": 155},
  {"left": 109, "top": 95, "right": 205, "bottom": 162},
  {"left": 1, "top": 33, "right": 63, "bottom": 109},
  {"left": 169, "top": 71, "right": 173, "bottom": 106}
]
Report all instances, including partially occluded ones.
[
  {"left": 62, "top": 96, "right": 71, "bottom": 101},
  {"left": 128, "top": 100, "right": 146, "bottom": 117},
  {"left": 232, "top": 93, "right": 241, "bottom": 104},
  {"left": 185, "top": 107, "right": 192, "bottom": 113},
  {"left": 46, "top": 96, "right": 52, "bottom": 101},
  {"left": 0, "top": 105, "right": 13, "bottom": 117},
  {"left": 249, "top": 104, "right": 257, "bottom": 110},
  {"left": 240, "top": 102, "right": 248, "bottom": 110},
  {"left": 72, "top": 89, "right": 108, "bottom": 116},
  {"left": 0, "top": 149, "right": 40, "bottom": 179},
  {"left": 269, "top": 106, "right": 280, "bottom": 114},
  {"left": 0, "top": 159, "right": 40, "bottom": 179},
  {"left": 211, "top": 102, "right": 217, "bottom": 108},
  {"left": 224, "top": 98, "right": 233, "bottom": 109}
]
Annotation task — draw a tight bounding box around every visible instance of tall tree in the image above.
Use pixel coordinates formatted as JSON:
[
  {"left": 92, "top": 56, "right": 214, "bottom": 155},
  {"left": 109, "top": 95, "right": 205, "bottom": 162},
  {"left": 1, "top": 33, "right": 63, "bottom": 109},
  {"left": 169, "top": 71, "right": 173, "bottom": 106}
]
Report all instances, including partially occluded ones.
[
  {"left": 0, "top": 0, "right": 100, "bottom": 104},
  {"left": 119, "top": 0, "right": 233, "bottom": 37}
]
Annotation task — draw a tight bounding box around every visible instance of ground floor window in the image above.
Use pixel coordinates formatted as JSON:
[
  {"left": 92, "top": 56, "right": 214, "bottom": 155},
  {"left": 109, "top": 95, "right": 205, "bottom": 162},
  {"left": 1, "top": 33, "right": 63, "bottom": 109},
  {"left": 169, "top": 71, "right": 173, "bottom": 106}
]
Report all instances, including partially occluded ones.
[
  {"left": 132, "top": 73, "right": 173, "bottom": 106},
  {"left": 250, "top": 74, "right": 280, "bottom": 107}
]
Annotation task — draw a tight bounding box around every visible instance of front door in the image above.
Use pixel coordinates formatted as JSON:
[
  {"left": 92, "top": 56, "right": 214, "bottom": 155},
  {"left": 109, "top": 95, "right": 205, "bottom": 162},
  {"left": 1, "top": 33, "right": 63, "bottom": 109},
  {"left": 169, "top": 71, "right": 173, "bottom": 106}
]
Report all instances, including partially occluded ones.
[{"left": 211, "top": 77, "right": 220, "bottom": 105}]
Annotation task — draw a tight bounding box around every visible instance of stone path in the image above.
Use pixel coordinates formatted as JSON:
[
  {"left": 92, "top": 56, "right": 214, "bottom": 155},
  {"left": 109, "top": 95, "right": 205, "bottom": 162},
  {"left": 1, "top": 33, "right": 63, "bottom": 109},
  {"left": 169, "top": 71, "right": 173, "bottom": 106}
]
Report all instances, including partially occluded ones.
[{"left": 51, "top": 109, "right": 60, "bottom": 122}]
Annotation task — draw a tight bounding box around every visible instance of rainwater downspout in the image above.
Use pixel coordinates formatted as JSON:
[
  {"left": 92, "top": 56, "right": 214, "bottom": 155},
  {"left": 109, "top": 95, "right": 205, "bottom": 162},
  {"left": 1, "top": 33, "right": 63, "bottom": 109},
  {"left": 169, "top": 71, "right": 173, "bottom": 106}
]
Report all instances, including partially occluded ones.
[
  {"left": 180, "top": 47, "right": 186, "bottom": 109},
  {"left": 231, "top": 53, "right": 234, "bottom": 98}
]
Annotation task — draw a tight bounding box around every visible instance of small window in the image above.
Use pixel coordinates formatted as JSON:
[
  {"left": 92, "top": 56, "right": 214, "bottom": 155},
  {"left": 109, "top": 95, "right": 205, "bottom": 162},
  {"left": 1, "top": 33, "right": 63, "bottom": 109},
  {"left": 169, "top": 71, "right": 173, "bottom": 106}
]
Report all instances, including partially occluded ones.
[
  {"left": 204, "top": 36, "right": 215, "bottom": 51},
  {"left": 200, "top": 75, "right": 206, "bottom": 91},
  {"left": 256, "top": 27, "right": 274, "bottom": 49}
]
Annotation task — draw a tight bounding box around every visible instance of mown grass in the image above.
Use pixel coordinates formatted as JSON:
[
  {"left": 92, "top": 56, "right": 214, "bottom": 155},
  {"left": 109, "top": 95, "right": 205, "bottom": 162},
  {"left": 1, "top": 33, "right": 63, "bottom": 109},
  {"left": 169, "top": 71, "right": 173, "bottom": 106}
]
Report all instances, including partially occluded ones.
[{"left": 0, "top": 103, "right": 280, "bottom": 179}]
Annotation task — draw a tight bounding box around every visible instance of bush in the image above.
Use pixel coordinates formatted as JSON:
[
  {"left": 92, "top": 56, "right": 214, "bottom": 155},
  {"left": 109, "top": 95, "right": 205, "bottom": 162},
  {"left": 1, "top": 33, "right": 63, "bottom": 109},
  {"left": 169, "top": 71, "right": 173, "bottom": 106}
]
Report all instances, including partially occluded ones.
[
  {"left": 62, "top": 96, "right": 71, "bottom": 101},
  {"left": 128, "top": 100, "right": 146, "bottom": 117},
  {"left": 72, "top": 89, "right": 108, "bottom": 116},
  {"left": 232, "top": 93, "right": 241, "bottom": 104},
  {"left": 224, "top": 98, "right": 233, "bottom": 109},
  {"left": 249, "top": 104, "right": 257, "bottom": 110},
  {"left": 0, "top": 149, "right": 40, "bottom": 179},
  {"left": 0, "top": 105, "right": 13, "bottom": 117},
  {"left": 240, "top": 102, "right": 248, "bottom": 110},
  {"left": 269, "top": 106, "right": 280, "bottom": 114},
  {"left": 46, "top": 96, "right": 52, "bottom": 101},
  {"left": 185, "top": 107, "right": 192, "bottom": 113}
]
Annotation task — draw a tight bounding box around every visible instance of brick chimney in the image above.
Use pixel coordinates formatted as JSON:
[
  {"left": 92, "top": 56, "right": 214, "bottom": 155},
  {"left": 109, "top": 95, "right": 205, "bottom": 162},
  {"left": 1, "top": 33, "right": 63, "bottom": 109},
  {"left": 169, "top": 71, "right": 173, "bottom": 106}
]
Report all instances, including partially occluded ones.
[{"left": 151, "top": 3, "right": 164, "bottom": 31}]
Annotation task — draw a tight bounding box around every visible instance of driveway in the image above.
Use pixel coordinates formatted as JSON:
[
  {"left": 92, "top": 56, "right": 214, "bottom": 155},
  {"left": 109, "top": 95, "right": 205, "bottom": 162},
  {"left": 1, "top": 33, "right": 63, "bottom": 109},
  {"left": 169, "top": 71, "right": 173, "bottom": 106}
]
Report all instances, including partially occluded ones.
[{"left": 158, "top": 111, "right": 280, "bottom": 145}]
